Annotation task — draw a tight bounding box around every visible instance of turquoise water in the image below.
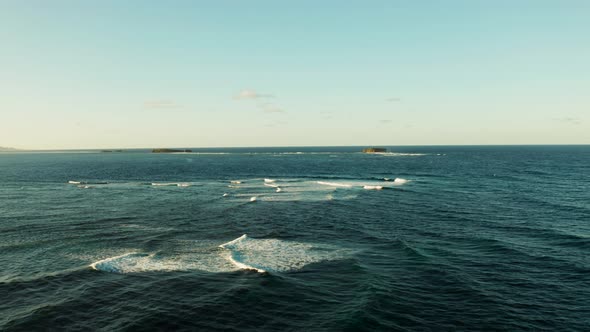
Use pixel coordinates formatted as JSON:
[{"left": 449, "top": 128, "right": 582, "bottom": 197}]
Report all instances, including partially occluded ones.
[{"left": 1, "top": 146, "right": 589, "bottom": 331}]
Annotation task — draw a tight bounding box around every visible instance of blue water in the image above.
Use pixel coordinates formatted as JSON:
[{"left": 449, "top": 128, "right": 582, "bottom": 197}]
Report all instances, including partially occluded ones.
[{"left": 1, "top": 146, "right": 589, "bottom": 331}]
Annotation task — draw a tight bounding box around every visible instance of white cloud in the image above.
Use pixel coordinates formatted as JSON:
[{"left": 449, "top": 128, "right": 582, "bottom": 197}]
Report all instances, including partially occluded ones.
[
  {"left": 259, "top": 103, "right": 285, "bottom": 113},
  {"left": 143, "top": 100, "right": 182, "bottom": 109},
  {"left": 233, "top": 89, "right": 274, "bottom": 100}
]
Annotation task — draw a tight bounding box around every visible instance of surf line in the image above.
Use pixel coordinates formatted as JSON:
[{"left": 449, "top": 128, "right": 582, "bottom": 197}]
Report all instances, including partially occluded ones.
[{"left": 219, "top": 234, "right": 266, "bottom": 273}]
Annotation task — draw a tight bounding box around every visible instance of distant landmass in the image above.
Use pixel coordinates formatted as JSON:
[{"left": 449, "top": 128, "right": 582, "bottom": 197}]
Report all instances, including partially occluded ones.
[
  {"left": 362, "top": 147, "right": 387, "bottom": 153},
  {"left": 152, "top": 148, "right": 193, "bottom": 153},
  {"left": 0, "top": 146, "right": 18, "bottom": 152}
]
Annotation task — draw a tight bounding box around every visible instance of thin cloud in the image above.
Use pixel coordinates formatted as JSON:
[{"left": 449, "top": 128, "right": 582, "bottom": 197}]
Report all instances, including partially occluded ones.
[
  {"left": 264, "top": 120, "right": 288, "bottom": 128},
  {"left": 233, "top": 89, "right": 274, "bottom": 100},
  {"left": 319, "top": 111, "right": 333, "bottom": 119},
  {"left": 386, "top": 97, "right": 401, "bottom": 102},
  {"left": 554, "top": 117, "right": 581, "bottom": 125},
  {"left": 143, "top": 100, "right": 182, "bottom": 109},
  {"left": 259, "top": 103, "right": 285, "bottom": 113},
  {"left": 380, "top": 119, "right": 392, "bottom": 124}
]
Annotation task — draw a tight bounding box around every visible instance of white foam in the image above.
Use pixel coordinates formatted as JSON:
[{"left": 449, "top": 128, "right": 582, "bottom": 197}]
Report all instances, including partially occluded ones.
[
  {"left": 151, "top": 182, "right": 179, "bottom": 186},
  {"left": 276, "top": 187, "right": 282, "bottom": 193},
  {"left": 90, "top": 252, "right": 144, "bottom": 273},
  {"left": 393, "top": 178, "right": 409, "bottom": 184},
  {"left": 222, "top": 193, "right": 229, "bottom": 197},
  {"left": 250, "top": 196, "right": 257, "bottom": 202},
  {"left": 379, "top": 152, "right": 426, "bottom": 157},
  {"left": 218, "top": 234, "right": 347, "bottom": 273},
  {"left": 363, "top": 185, "right": 383, "bottom": 190},
  {"left": 68, "top": 180, "right": 81, "bottom": 184},
  {"left": 230, "top": 180, "right": 242, "bottom": 184},
  {"left": 316, "top": 181, "right": 352, "bottom": 188},
  {"left": 264, "top": 178, "right": 276, "bottom": 183},
  {"left": 89, "top": 250, "right": 237, "bottom": 274},
  {"left": 219, "top": 234, "right": 248, "bottom": 248},
  {"left": 89, "top": 236, "right": 348, "bottom": 275},
  {"left": 224, "top": 252, "right": 266, "bottom": 273},
  {"left": 264, "top": 183, "right": 279, "bottom": 188},
  {"left": 177, "top": 183, "right": 191, "bottom": 187}
]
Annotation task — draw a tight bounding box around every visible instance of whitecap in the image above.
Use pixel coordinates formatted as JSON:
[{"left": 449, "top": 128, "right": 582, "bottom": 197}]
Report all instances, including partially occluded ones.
[
  {"left": 363, "top": 185, "right": 383, "bottom": 190},
  {"left": 393, "top": 178, "right": 409, "bottom": 184},
  {"left": 218, "top": 234, "right": 346, "bottom": 273},
  {"left": 316, "top": 181, "right": 352, "bottom": 188},
  {"left": 89, "top": 236, "right": 348, "bottom": 275},
  {"left": 151, "top": 182, "right": 178, "bottom": 186}
]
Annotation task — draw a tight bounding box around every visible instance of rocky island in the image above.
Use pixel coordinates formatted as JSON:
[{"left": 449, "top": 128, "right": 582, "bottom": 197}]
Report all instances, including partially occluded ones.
[
  {"left": 362, "top": 147, "right": 387, "bottom": 153},
  {"left": 0, "top": 146, "right": 18, "bottom": 152},
  {"left": 152, "top": 148, "right": 193, "bottom": 153}
]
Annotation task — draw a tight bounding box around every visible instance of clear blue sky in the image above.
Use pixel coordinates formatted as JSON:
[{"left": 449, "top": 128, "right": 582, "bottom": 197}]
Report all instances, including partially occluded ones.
[{"left": 1, "top": 1, "right": 588, "bottom": 149}]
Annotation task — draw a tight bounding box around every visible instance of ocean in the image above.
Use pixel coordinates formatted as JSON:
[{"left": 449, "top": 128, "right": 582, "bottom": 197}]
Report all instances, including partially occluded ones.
[{"left": 1, "top": 146, "right": 588, "bottom": 331}]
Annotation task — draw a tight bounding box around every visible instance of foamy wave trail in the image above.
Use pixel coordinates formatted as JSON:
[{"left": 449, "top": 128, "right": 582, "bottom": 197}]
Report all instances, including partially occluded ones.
[
  {"left": 393, "top": 178, "right": 409, "bottom": 184},
  {"left": 90, "top": 252, "right": 155, "bottom": 273},
  {"left": 317, "top": 181, "right": 353, "bottom": 188},
  {"left": 363, "top": 185, "right": 383, "bottom": 190},
  {"left": 151, "top": 182, "right": 191, "bottom": 187},
  {"left": 89, "top": 249, "right": 237, "bottom": 274},
  {"left": 264, "top": 178, "right": 276, "bottom": 183},
  {"left": 219, "top": 235, "right": 265, "bottom": 272},
  {"left": 379, "top": 152, "right": 426, "bottom": 157},
  {"left": 68, "top": 180, "right": 108, "bottom": 185},
  {"left": 264, "top": 183, "right": 279, "bottom": 188},
  {"left": 89, "top": 236, "right": 348, "bottom": 275},
  {"left": 218, "top": 234, "right": 347, "bottom": 273}
]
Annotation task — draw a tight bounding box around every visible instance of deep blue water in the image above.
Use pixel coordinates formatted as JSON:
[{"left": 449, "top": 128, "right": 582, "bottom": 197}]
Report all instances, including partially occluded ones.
[{"left": 1, "top": 146, "right": 589, "bottom": 331}]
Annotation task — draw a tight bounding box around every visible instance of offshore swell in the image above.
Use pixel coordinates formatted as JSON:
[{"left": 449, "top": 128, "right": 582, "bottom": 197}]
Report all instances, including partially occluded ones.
[{"left": 0, "top": 146, "right": 589, "bottom": 331}]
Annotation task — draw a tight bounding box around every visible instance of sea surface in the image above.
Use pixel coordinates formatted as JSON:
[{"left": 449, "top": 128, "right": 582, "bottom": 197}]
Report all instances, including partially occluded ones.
[{"left": 1, "top": 146, "right": 589, "bottom": 331}]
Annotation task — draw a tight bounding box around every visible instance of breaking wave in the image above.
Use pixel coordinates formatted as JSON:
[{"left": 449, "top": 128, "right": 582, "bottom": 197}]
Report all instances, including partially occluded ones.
[
  {"left": 363, "top": 185, "right": 383, "bottom": 190},
  {"left": 90, "top": 236, "right": 347, "bottom": 274},
  {"left": 218, "top": 234, "right": 347, "bottom": 273},
  {"left": 378, "top": 152, "right": 427, "bottom": 157},
  {"left": 151, "top": 182, "right": 191, "bottom": 187},
  {"left": 317, "top": 181, "right": 353, "bottom": 188}
]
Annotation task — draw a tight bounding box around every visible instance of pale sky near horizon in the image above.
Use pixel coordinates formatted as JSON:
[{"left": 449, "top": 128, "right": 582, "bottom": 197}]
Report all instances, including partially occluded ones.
[{"left": 1, "top": 1, "right": 589, "bottom": 149}]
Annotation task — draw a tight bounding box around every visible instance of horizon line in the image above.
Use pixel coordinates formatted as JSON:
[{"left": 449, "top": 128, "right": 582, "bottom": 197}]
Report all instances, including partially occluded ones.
[{"left": 2, "top": 143, "right": 590, "bottom": 152}]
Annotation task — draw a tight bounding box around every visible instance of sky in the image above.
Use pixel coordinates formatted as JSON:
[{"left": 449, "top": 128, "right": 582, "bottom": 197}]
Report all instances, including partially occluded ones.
[{"left": 1, "top": 0, "right": 588, "bottom": 149}]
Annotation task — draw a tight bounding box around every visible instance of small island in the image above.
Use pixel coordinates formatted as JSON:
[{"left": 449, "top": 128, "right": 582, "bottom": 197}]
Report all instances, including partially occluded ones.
[
  {"left": 152, "top": 148, "right": 193, "bottom": 153},
  {"left": 0, "top": 146, "right": 18, "bottom": 152},
  {"left": 362, "top": 147, "right": 387, "bottom": 153}
]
